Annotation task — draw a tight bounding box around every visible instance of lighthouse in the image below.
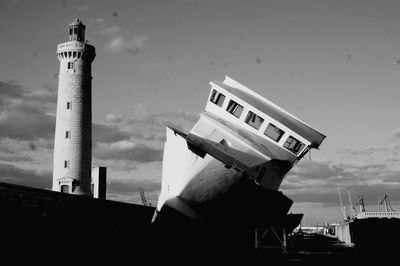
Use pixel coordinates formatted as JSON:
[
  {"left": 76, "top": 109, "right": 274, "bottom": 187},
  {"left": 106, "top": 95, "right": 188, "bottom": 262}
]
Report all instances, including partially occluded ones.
[{"left": 52, "top": 19, "right": 95, "bottom": 196}]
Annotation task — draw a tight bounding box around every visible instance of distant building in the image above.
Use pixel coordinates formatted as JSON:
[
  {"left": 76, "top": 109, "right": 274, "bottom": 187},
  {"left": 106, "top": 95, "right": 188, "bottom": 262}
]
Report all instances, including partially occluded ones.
[
  {"left": 52, "top": 19, "right": 96, "bottom": 196},
  {"left": 91, "top": 166, "right": 107, "bottom": 199}
]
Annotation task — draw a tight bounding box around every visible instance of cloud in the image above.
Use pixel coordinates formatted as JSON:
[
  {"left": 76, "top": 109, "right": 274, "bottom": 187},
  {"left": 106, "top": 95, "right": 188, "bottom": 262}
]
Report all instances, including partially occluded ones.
[
  {"left": 90, "top": 104, "right": 197, "bottom": 172},
  {"left": 99, "top": 23, "right": 148, "bottom": 55},
  {"left": 103, "top": 104, "right": 198, "bottom": 143},
  {"left": 93, "top": 141, "right": 163, "bottom": 163},
  {"left": 100, "top": 26, "right": 123, "bottom": 36},
  {"left": 0, "top": 81, "right": 57, "bottom": 105},
  {"left": 27, "top": 83, "right": 58, "bottom": 104},
  {"left": 390, "top": 128, "right": 400, "bottom": 141},
  {"left": 282, "top": 145, "right": 400, "bottom": 206},
  {"left": 0, "top": 81, "right": 27, "bottom": 102},
  {"left": 0, "top": 81, "right": 57, "bottom": 141},
  {"left": 105, "top": 35, "right": 148, "bottom": 55},
  {"left": 93, "top": 123, "right": 131, "bottom": 143},
  {"left": 0, "top": 101, "right": 55, "bottom": 140},
  {"left": 0, "top": 162, "right": 51, "bottom": 189},
  {"left": 289, "top": 160, "right": 345, "bottom": 181},
  {"left": 77, "top": 4, "right": 88, "bottom": 11},
  {"left": 108, "top": 179, "right": 161, "bottom": 195},
  {"left": 0, "top": 141, "right": 32, "bottom": 162}
]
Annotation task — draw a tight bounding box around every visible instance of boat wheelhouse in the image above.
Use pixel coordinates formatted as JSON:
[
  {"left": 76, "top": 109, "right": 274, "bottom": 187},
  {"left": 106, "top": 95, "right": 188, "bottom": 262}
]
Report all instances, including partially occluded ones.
[
  {"left": 184, "top": 76, "right": 325, "bottom": 191},
  {"left": 154, "top": 76, "right": 326, "bottom": 228},
  {"left": 206, "top": 76, "right": 324, "bottom": 158}
]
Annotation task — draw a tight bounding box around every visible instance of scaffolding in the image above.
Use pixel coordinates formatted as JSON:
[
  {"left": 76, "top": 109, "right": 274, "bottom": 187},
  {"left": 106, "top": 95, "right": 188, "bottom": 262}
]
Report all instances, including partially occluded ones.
[{"left": 254, "top": 226, "right": 290, "bottom": 253}]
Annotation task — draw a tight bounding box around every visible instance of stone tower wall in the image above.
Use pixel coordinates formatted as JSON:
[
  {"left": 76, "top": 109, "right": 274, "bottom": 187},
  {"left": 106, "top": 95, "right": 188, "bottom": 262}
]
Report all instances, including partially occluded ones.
[{"left": 52, "top": 38, "right": 95, "bottom": 195}]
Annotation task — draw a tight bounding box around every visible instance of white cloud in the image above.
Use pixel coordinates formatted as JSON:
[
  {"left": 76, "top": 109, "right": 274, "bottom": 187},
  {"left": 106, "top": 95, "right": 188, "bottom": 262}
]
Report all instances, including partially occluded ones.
[
  {"left": 98, "top": 23, "right": 148, "bottom": 55},
  {"left": 100, "top": 26, "right": 123, "bottom": 36},
  {"left": 77, "top": 5, "right": 89, "bottom": 11},
  {"left": 0, "top": 162, "right": 51, "bottom": 189},
  {"left": 105, "top": 35, "right": 148, "bottom": 55},
  {"left": 93, "top": 141, "right": 163, "bottom": 163},
  {"left": 95, "top": 18, "right": 105, "bottom": 24},
  {"left": 390, "top": 128, "right": 400, "bottom": 140}
]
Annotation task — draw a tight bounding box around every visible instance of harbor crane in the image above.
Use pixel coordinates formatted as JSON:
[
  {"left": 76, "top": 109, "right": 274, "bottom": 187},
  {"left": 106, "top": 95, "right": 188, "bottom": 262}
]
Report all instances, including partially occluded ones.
[
  {"left": 378, "top": 195, "right": 395, "bottom": 212},
  {"left": 337, "top": 187, "right": 349, "bottom": 221},
  {"left": 139, "top": 187, "right": 152, "bottom": 207},
  {"left": 346, "top": 187, "right": 357, "bottom": 218},
  {"left": 357, "top": 195, "right": 366, "bottom": 213}
]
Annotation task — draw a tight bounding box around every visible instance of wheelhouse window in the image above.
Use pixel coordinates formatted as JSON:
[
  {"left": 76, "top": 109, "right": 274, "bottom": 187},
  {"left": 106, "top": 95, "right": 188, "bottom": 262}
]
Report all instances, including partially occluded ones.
[
  {"left": 226, "top": 100, "right": 243, "bottom": 118},
  {"left": 210, "top": 89, "right": 226, "bottom": 107},
  {"left": 245, "top": 111, "right": 264, "bottom": 130},
  {"left": 264, "top": 123, "right": 285, "bottom": 142},
  {"left": 283, "top": 136, "right": 305, "bottom": 155}
]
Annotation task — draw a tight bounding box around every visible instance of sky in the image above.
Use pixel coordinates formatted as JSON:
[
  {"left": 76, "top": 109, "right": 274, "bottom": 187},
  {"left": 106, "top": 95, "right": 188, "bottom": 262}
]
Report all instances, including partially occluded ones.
[{"left": 1, "top": 0, "right": 400, "bottom": 225}]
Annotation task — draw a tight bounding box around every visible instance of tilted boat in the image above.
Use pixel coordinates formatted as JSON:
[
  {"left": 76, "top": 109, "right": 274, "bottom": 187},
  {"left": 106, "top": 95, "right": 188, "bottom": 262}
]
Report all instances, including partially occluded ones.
[{"left": 152, "top": 76, "right": 326, "bottom": 245}]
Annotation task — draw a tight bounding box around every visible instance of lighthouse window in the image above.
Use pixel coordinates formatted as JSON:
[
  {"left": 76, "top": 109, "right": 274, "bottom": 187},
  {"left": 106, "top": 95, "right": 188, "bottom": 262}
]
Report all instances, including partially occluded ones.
[
  {"left": 283, "top": 136, "right": 305, "bottom": 155},
  {"left": 68, "top": 62, "right": 74, "bottom": 69},
  {"left": 65, "top": 131, "right": 70, "bottom": 139},
  {"left": 66, "top": 102, "right": 71, "bottom": 109},
  {"left": 74, "top": 27, "right": 78, "bottom": 34},
  {"left": 64, "top": 160, "right": 69, "bottom": 168},
  {"left": 226, "top": 100, "right": 243, "bottom": 118},
  {"left": 210, "top": 90, "right": 226, "bottom": 107},
  {"left": 264, "top": 123, "right": 285, "bottom": 142},
  {"left": 245, "top": 111, "right": 264, "bottom": 130}
]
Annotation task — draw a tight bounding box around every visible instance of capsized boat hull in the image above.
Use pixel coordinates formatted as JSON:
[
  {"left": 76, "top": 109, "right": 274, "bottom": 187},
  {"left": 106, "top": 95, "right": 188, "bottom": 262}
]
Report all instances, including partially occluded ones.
[{"left": 155, "top": 126, "right": 294, "bottom": 227}]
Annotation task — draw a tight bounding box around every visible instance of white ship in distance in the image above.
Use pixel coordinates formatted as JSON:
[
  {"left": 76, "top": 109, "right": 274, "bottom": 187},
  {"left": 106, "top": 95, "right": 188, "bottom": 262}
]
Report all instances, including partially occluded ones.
[{"left": 153, "top": 76, "right": 326, "bottom": 227}]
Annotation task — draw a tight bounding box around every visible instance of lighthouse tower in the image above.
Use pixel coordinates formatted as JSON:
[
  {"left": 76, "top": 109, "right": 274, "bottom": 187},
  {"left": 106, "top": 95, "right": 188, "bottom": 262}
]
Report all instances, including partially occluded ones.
[{"left": 52, "top": 19, "right": 95, "bottom": 196}]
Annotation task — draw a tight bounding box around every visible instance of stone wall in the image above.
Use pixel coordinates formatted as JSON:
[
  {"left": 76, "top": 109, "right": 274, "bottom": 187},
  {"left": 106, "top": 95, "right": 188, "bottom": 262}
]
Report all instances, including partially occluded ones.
[{"left": 0, "top": 181, "right": 156, "bottom": 259}]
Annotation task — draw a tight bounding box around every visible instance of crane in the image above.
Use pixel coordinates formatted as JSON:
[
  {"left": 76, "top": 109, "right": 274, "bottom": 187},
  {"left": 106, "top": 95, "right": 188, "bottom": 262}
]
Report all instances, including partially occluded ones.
[
  {"left": 347, "top": 187, "right": 356, "bottom": 218},
  {"left": 139, "top": 187, "right": 152, "bottom": 207},
  {"left": 357, "top": 195, "right": 366, "bottom": 213},
  {"left": 337, "top": 187, "right": 348, "bottom": 221},
  {"left": 379, "top": 195, "right": 395, "bottom": 212}
]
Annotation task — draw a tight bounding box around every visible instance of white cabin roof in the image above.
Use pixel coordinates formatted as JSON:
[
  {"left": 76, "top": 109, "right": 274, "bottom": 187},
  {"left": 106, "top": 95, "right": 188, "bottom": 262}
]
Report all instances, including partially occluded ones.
[{"left": 210, "top": 76, "right": 326, "bottom": 148}]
